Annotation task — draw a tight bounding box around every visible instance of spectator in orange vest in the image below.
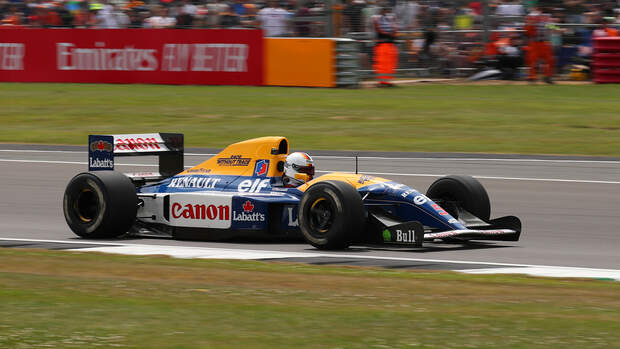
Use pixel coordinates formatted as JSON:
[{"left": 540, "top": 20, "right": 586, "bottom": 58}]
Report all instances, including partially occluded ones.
[
  {"left": 525, "top": 7, "right": 555, "bottom": 84},
  {"left": 373, "top": 7, "right": 398, "bottom": 87}
]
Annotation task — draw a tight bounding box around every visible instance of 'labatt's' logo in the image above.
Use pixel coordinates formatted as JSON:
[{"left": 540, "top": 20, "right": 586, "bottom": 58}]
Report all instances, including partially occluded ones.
[
  {"left": 233, "top": 200, "right": 265, "bottom": 222},
  {"left": 88, "top": 135, "right": 114, "bottom": 171}
]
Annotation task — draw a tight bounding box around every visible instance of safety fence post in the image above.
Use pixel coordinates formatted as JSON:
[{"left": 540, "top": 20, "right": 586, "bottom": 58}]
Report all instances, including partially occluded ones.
[{"left": 333, "top": 38, "right": 360, "bottom": 88}]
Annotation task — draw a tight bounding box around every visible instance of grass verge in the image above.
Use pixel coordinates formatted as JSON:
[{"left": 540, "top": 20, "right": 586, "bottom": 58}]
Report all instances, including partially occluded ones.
[
  {"left": 0, "top": 248, "right": 619, "bottom": 348},
  {"left": 1, "top": 83, "right": 620, "bottom": 156}
]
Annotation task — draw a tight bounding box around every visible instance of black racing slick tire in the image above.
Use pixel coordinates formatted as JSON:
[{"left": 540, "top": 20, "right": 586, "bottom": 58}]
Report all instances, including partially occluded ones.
[
  {"left": 63, "top": 171, "right": 137, "bottom": 238},
  {"left": 298, "top": 180, "right": 365, "bottom": 250},
  {"left": 426, "top": 175, "right": 491, "bottom": 221}
]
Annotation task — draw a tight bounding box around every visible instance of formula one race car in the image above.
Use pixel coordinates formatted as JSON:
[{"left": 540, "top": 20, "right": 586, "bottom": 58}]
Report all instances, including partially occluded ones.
[{"left": 63, "top": 134, "right": 521, "bottom": 249}]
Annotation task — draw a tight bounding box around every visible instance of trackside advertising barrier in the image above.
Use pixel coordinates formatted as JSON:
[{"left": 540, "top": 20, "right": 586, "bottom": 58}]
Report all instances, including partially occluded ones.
[
  {"left": 264, "top": 38, "right": 335, "bottom": 87},
  {"left": 0, "top": 29, "right": 263, "bottom": 85}
]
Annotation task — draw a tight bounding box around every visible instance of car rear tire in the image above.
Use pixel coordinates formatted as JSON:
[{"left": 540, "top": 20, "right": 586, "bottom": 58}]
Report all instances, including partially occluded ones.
[
  {"left": 298, "top": 180, "right": 364, "bottom": 250},
  {"left": 426, "top": 175, "right": 490, "bottom": 221},
  {"left": 63, "top": 171, "right": 137, "bottom": 238}
]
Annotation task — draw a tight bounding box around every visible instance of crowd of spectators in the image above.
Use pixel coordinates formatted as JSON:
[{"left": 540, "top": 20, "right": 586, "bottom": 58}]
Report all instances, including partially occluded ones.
[
  {"left": 338, "top": 0, "right": 620, "bottom": 77},
  {"left": 2, "top": 0, "right": 618, "bottom": 34},
  {"left": 0, "top": 0, "right": 332, "bottom": 35},
  {"left": 2, "top": 0, "right": 619, "bottom": 77}
]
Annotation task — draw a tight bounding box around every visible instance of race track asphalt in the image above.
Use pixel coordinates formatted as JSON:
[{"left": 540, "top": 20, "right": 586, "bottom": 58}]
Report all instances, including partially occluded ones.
[{"left": 1, "top": 145, "right": 619, "bottom": 270}]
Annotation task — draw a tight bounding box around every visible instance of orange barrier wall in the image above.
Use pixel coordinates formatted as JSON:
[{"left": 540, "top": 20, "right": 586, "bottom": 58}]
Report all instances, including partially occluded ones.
[{"left": 264, "top": 38, "right": 335, "bottom": 87}]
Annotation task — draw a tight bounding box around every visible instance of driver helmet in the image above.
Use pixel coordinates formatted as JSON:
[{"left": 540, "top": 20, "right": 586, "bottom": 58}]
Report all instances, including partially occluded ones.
[{"left": 283, "top": 152, "right": 314, "bottom": 187}]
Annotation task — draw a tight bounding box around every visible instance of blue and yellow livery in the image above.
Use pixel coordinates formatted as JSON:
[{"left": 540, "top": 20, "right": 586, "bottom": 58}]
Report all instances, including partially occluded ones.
[{"left": 63, "top": 135, "right": 521, "bottom": 249}]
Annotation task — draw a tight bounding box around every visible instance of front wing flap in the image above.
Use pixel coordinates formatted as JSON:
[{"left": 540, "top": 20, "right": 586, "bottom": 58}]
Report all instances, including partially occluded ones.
[
  {"left": 424, "top": 228, "right": 520, "bottom": 241},
  {"left": 370, "top": 210, "right": 521, "bottom": 247}
]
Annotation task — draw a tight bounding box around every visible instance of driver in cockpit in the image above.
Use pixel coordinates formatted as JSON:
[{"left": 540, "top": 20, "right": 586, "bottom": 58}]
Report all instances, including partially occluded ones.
[{"left": 282, "top": 152, "right": 315, "bottom": 188}]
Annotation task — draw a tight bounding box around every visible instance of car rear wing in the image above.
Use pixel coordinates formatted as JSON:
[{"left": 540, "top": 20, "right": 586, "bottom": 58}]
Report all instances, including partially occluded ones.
[{"left": 88, "top": 133, "right": 184, "bottom": 178}]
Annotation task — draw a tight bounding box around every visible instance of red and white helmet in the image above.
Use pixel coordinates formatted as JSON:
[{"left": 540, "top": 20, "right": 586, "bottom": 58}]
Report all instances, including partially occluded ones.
[{"left": 283, "top": 152, "right": 314, "bottom": 187}]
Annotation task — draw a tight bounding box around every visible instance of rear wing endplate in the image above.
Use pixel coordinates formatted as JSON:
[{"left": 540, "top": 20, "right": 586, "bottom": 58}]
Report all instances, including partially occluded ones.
[{"left": 88, "top": 133, "right": 184, "bottom": 177}]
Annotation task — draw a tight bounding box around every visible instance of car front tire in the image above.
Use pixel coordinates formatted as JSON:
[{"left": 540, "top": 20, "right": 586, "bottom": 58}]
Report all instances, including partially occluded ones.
[{"left": 298, "top": 180, "right": 364, "bottom": 250}]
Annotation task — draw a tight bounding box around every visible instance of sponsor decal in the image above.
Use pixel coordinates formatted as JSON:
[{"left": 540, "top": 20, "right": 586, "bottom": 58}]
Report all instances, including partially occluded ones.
[
  {"left": 243, "top": 200, "right": 254, "bottom": 212},
  {"left": 254, "top": 160, "right": 269, "bottom": 177},
  {"left": 161, "top": 43, "right": 249, "bottom": 72},
  {"left": 286, "top": 206, "right": 298, "bottom": 227},
  {"left": 448, "top": 218, "right": 458, "bottom": 224},
  {"left": 413, "top": 195, "right": 428, "bottom": 205},
  {"left": 233, "top": 200, "right": 265, "bottom": 222},
  {"left": 89, "top": 158, "right": 114, "bottom": 169},
  {"left": 217, "top": 154, "right": 251, "bottom": 167},
  {"left": 172, "top": 202, "right": 230, "bottom": 220},
  {"left": 382, "top": 229, "right": 391, "bottom": 242},
  {"left": 358, "top": 175, "right": 374, "bottom": 184},
  {"left": 57, "top": 42, "right": 158, "bottom": 71},
  {"left": 186, "top": 168, "right": 211, "bottom": 174},
  {"left": 237, "top": 178, "right": 270, "bottom": 193},
  {"left": 431, "top": 203, "right": 449, "bottom": 216},
  {"left": 168, "top": 194, "right": 232, "bottom": 228},
  {"left": 0, "top": 43, "right": 25, "bottom": 71},
  {"left": 56, "top": 42, "right": 249, "bottom": 73},
  {"left": 90, "top": 140, "right": 113, "bottom": 152},
  {"left": 88, "top": 135, "right": 114, "bottom": 171},
  {"left": 168, "top": 176, "right": 220, "bottom": 189},
  {"left": 401, "top": 188, "right": 415, "bottom": 198},
  {"left": 427, "top": 229, "right": 514, "bottom": 239},
  {"left": 127, "top": 171, "right": 160, "bottom": 177},
  {"left": 114, "top": 134, "right": 166, "bottom": 152},
  {"left": 395, "top": 229, "right": 418, "bottom": 243}
]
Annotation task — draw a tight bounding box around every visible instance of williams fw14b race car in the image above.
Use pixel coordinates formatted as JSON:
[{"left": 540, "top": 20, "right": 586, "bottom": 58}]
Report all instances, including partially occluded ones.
[{"left": 63, "top": 134, "right": 521, "bottom": 249}]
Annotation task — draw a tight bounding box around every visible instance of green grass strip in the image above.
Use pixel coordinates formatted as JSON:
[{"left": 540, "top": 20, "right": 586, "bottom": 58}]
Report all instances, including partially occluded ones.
[
  {"left": 0, "top": 248, "right": 619, "bottom": 348},
  {"left": 1, "top": 83, "right": 620, "bottom": 156}
]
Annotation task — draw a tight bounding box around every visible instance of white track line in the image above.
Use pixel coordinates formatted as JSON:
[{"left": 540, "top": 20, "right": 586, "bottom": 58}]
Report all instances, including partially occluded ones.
[
  {"left": 2, "top": 238, "right": 619, "bottom": 280},
  {"left": 1, "top": 149, "right": 619, "bottom": 164},
  {"left": 2, "top": 158, "right": 619, "bottom": 184}
]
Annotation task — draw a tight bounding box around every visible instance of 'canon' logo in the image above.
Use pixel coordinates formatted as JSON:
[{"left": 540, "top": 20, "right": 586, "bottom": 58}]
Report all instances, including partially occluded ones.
[{"left": 171, "top": 203, "right": 230, "bottom": 221}]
